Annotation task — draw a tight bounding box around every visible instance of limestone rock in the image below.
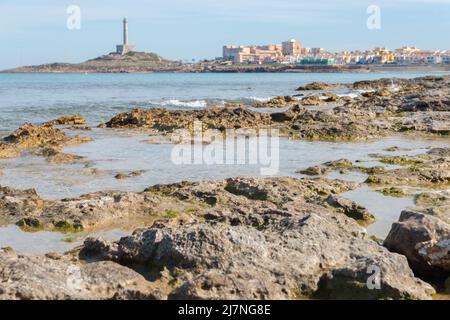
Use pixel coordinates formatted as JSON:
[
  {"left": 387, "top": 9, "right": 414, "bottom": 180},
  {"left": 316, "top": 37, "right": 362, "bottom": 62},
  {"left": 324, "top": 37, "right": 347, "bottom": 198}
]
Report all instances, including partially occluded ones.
[
  {"left": 326, "top": 194, "right": 375, "bottom": 224},
  {"left": 297, "top": 82, "right": 344, "bottom": 91},
  {"left": 384, "top": 210, "right": 450, "bottom": 276},
  {"left": 46, "top": 115, "right": 86, "bottom": 126},
  {"left": 253, "top": 96, "right": 298, "bottom": 108},
  {"left": 82, "top": 216, "right": 434, "bottom": 300},
  {"left": 0, "top": 248, "right": 157, "bottom": 300}
]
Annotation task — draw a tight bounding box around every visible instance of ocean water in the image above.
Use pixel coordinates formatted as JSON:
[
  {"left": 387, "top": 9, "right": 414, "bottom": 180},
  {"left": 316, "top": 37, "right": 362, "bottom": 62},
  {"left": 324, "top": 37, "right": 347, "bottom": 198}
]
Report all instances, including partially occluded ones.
[
  {"left": 0, "top": 71, "right": 449, "bottom": 254},
  {"left": 0, "top": 72, "right": 444, "bottom": 132}
]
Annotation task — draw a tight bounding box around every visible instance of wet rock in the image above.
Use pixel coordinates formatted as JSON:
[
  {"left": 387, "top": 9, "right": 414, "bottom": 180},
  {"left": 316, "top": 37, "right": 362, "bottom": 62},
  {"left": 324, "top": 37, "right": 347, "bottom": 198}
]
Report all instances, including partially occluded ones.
[
  {"left": 287, "top": 105, "right": 385, "bottom": 141},
  {"left": 16, "top": 217, "right": 42, "bottom": 230},
  {"left": 352, "top": 78, "right": 416, "bottom": 91},
  {"left": 299, "top": 92, "right": 344, "bottom": 106},
  {"left": 224, "top": 178, "right": 269, "bottom": 200},
  {"left": 0, "top": 143, "right": 21, "bottom": 159},
  {"left": 376, "top": 187, "right": 410, "bottom": 198},
  {"left": 365, "top": 157, "right": 449, "bottom": 187},
  {"left": 130, "top": 170, "right": 144, "bottom": 177},
  {"left": 298, "top": 159, "right": 353, "bottom": 176},
  {"left": 35, "top": 147, "right": 84, "bottom": 164},
  {"left": 46, "top": 115, "right": 86, "bottom": 126},
  {"left": 103, "top": 75, "right": 450, "bottom": 141},
  {"left": 223, "top": 102, "right": 244, "bottom": 108},
  {"left": 4, "top": 124, "right": 74, "bottom": 148},
  {"left": 69, "top": 125, "right": 91, "bottom": 131},
  {"left": 115, "top": 171, "right": 145, "bottom": 180},
  {"left": 396, "top": 112, "right": 450, "bottom": 135},
  {"left": 105, "top": 107, "right": 272, "bottom": 132},
  {"left": 115, "top": 173, "right": 129, "bottom": 180},
  {"left": 0, "top": 248, "right": 157, "bottom": 300},
  {"left": 414, "top": 190, "right": 450, "bottom": 224},
  {"left": 377, "top": 155, "right": 428, "bottom": 166},
  {"left": 270, "top": 111, "right": 295, "bottom": 122},
  {"left": 399, "top": 95, "right": 450, "bottom": 112},
  {"left": 326, "top": 194, "right": 375, "bottom": 224},
  {"left": 301, "top": 95, "right": 326, "bottom": 106},
  {"left": 252, "top": 96, "right": 298, "bottom": 108},
  {"left": 0, "top": 124, "right": 91, "bottom": 159},
  {"left": 3, "top": 176, "right": 359, "bottom": 232},
  {"left": 384, "top": 210, "right": 450, "bottom": 277},
  {"left": 361, "top": 89, "right": 393, "bottom": 98},
  {"left": 296, "top": 82, "right": 344, "bottom": 91},
  {"left": 428, "top": 147, "right": 450, "bottom": 158},
  {"left": 299, "top": 165, "right": 327, "bottom": 176},
  {"left": 0, "top": 183, "right": 202, "bottom": 231}
]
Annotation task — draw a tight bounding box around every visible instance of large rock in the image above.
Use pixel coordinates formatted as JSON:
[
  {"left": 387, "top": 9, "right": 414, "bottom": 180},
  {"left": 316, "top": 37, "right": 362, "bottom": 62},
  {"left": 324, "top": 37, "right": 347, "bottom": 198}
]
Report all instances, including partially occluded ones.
[
  {"left": 0, "top": 123, "right": 91, "bottom": 159},
  {"left": 46, "top": 115, "right": 86, "bottom": 126},
  {"left": 0, "top": 143, "right": 21, "bottom": 159},
  {"left": 76, "top": 177, "right": 434, "bottom": 300},
  {"left": 384, "top": 210, "right": 450, "bottom": 277},
  {"left": 0, "top": 177, "right": 356, "bottom": 232},
  {"left": 296, "top": 82, "right": 344, "bottom": 91},
  {"left": 326, "top": 194, "right": 375, "bottom": 224},
  {"left": 0, "top": 248, "right": 157, "bottom": 300},
  {"left": 34, "top": 147, "right": 84, "bottom": 164},
  {"left": 365, "top": 157, "right": 450, "bottom": 187},
  {"left": 82, "top": 214, "right": 434, "bottom": 300},
  {"left": 105, "top": 107, "right": 272, "bottom": 131},
  {"left": 101, "top": 75, "right": 450, "bottom": 141},
  {"left": 252, "top": 96, "right": 298, "bottom": 108}
]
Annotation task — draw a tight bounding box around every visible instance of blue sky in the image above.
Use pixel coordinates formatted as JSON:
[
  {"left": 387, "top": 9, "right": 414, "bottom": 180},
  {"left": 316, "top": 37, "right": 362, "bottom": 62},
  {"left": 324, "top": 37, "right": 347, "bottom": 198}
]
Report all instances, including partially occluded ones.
[{"left": 0, "top": 0, "right": 449, "bottom": 69}]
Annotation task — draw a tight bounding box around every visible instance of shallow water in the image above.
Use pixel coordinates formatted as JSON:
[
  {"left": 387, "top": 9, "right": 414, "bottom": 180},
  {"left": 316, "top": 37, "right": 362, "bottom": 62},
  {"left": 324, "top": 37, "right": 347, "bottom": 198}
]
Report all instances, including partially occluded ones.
[
  {"left": 0, "top": 224, "right": 129, "bottom": 255},
  {"left": 0, "top": 129, "right": 449, "bottom": 253},
  {"left": 342, "top": 186, "right": 417, "bottom": 238},
  {"left": 1, "top": 130, "right": 447, "bottom": 200}
]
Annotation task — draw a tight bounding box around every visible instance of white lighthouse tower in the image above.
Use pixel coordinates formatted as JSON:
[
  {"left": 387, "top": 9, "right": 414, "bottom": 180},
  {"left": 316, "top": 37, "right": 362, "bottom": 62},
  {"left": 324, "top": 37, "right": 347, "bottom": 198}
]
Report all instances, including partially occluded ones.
[{"left": 116, "top": 17, "right": 136, "bottom": 55}]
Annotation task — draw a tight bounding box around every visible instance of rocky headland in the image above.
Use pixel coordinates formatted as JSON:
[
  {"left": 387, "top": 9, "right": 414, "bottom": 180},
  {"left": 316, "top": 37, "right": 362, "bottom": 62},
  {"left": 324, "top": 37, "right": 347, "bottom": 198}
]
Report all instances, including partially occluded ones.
[{"left": 4, "top": 51, "right": 449, "bottom": 74}]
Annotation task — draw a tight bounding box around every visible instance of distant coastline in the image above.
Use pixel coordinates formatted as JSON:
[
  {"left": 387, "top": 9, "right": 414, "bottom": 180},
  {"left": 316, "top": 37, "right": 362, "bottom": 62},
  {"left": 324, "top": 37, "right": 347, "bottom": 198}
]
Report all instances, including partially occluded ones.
[{"left": 2, "top": 51, "right": 449, "bottom": 74}]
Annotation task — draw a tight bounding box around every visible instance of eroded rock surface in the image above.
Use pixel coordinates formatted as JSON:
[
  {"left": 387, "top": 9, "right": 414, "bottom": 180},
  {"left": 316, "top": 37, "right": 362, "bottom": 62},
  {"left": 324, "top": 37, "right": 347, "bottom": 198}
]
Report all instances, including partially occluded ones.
[
  {"left": 102, "top": 76, "right": 450, "bottom": 142},
  {"left": 252, "top": 96, "right": 298, "bottom": 108},
  {"left": 384, "top": 211, "right": 450, "bottom": 277},
  {"left": 0, "top": 248, "right": 158, "bottom": 300},
  {"left": 0, "top": 124, "right": 91, "bottom": 159},
  {"left": 105, "top": 107, "right": 272, "bottom": 131},
  {"left": 46, "top": 115, "right": 86, "bottom": 126},
  {"left": 81, "top": 211, "right": 433, "bottom": 300}
]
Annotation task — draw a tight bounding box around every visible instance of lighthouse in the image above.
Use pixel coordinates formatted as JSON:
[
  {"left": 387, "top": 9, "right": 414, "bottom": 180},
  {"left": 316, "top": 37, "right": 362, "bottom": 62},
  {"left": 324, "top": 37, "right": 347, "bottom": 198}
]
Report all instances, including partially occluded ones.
[{"left": 116, "top": 17, "right": 136, "bottom": 55}]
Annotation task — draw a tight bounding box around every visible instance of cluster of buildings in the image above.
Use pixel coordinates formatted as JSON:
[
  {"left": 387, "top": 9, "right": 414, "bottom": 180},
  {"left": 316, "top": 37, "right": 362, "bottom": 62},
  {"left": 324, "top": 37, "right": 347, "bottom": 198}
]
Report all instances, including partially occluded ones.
[
  {"left": 334, "top": 46, "right": 450, "bottom": 65},
  {"left": 222, "top": 40, "right": 450, "bottom": 65},
  {"left": 223, "top": 39, "right": 303, "bottom": 64}
]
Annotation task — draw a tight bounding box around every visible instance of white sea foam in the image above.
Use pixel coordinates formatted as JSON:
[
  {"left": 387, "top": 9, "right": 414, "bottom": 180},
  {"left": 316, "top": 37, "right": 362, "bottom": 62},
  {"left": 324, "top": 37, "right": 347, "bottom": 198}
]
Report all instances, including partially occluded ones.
[
  {"left": 245, "top": 96, "right": 272, "bottom": 102},
  {"left": 337, "top": 93, "right": 359, "bottom": 98},
  {"left": 161, "top": 99, "right": 208, "bottom": 108}
]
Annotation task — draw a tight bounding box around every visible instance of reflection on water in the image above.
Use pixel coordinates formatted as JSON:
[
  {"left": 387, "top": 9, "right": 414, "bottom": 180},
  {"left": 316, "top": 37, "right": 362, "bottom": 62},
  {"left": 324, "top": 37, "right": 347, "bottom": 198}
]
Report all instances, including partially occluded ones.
[
  {"left": 0, "top": 224, "right": 130, "bottom": 255},
  {"left": 342, "top": 186, "right": 417, "bottom": 239},
  {"left": 1, "top": 130, "right": 448, "bottom": 200}
]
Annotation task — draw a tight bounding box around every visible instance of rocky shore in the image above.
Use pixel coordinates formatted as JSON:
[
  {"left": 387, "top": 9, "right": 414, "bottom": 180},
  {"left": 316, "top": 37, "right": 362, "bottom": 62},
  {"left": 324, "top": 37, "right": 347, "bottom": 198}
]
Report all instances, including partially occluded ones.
[
  {"left": 0, "top": 75, "right": 449, "bottom": 300},
  {"left": 0, "top": 177, "right": 439, "bottom": 299},
  {"left": 102, "top": 75, "right": 450, "bottom": 141}
]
